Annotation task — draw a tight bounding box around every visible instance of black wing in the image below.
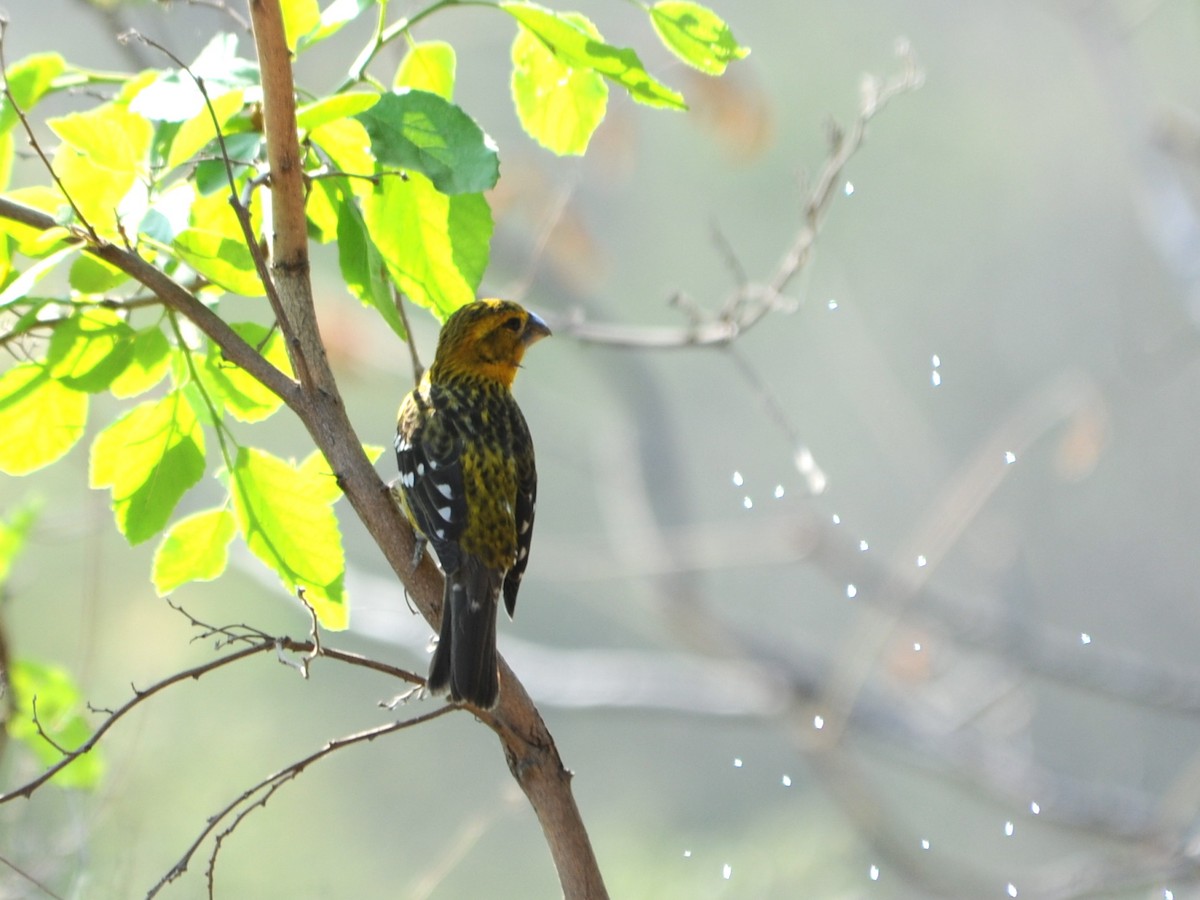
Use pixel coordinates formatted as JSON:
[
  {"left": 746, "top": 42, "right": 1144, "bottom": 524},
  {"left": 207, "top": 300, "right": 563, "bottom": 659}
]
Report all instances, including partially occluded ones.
[
  {"left": 502, "top": 405, "right": 536, "bottom": 617},
  {"left": 396, "top": 392, "right": 467, "bottom": 575}
]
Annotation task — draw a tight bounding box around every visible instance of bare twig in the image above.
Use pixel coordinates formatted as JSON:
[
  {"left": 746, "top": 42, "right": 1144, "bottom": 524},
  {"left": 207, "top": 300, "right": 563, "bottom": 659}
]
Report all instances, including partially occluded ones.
[
  {"left": 0, "top": 851, "right": 66, "bottom": 900},
  {"left": 151, "top": 705, "right": 454, "bottom": 898},
  {"left": 550, "top": 43, "right": 924, "bottom": 351},
  {"left": 395, "top": 288, "right": 425, "bottom": 382},
  {"left": 0, "top": 611, "right": 422, "bottom": 806}
]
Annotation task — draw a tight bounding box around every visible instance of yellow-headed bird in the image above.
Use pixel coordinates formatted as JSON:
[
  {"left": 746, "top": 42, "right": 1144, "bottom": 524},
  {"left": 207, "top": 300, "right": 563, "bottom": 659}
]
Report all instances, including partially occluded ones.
[{"left": 395, "top": 299, "right": 550, "bottom": 709}]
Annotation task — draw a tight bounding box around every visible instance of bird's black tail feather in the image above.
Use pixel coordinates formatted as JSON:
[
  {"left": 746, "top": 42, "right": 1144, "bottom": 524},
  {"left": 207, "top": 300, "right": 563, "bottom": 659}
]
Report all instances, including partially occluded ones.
[{"left": 426, "top": 558, "right": 501, "bottom": 709}]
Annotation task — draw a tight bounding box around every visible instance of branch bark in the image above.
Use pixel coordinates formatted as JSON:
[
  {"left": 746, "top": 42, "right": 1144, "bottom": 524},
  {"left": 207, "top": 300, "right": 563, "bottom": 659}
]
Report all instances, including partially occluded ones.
[{"left": 243, "top": 2, "right": 608, "bottom": 896}]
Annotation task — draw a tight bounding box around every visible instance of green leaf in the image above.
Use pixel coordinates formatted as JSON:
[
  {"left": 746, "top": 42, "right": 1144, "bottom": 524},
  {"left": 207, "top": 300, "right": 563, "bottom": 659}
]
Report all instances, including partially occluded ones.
[
  {"left": 297, "top": 0, "right": 375, "bottom": 51},
  {"left": 152, "top": 507, "right": 236, "bottom": 595},
  {"left": 296, "top": 92, "right": 378, "bottom": 132},
  {"left": 109, "top": 327, "right": 172, "bottom": 399},
  {"left": 296, "top": 446, "right": 384, "bottom": 504},
  {"left": 68, "top": 254, "right": 130, "bottom": 294},
  {"left": 0, "top": 53, "right": 66, "bottom": 137},
  {"left": 511, "top": 13, "right": 607, "bottom": 155},
  {"left": 7, "top": 660, "right": 104, "bottom": 789},
  {"left": 0, "top": 187, "right": 72, "bottom": 257},
  {"left": 362, "top": 170, "right": 492, "bottom": 319},
  {"left": 47, "top": 103, "right": 153, "bottom": 176},
  {"left": 355, "top": 90, "right": 499, "bottom": 195},
  {"left": 333, "top": 180, "right": 406, "bottom": 337},
  {"left": 230, "top": 447, "right": 348, "bottom": 630},
  {"left": 648, "top": 1, "right": 749, "bottom": 75},
  {"left": 282, "top": 0, "right": 322, "bottom": 51},
  {"left": 306, "top": 177, "right": 340, "bottom": 242},
  {"left": 129, "top": 35, "right": 259, "bottom": 123},
  {"left": 0, "top": 500, "right": 39, "bottom": 587},
  {"left": 46, "top": 307, "right": 136, "bottom": 393},
  {"left": 0, "top": 245, "right": 78, "bottom": 308},
  {"left": 165, "top": 89, "right": 246, "bottom": 174},
  {"left": 395, "top": 41, "right": 457, "bottom": 100},
  {"left": 193, "top": 132, "right": 263, "bottom": 196},
  {"left": 51, "top": 143, "right": 136, "bottom": 235},
  {"left": 500, "top": 2, "right": 686, "bottom": 110},
  {"left": 89, "top": 390, "right": 206, "bottom": 545},
  {"left": 200, "top": 322, "right": 291, "bottom": 423},
  {"left": 309, "top": 118, "right": 376, "bottom": 195},
  {"left": 0, "top": 364, "right": 88, "bottom": 475},
  {"left": 174, "top": 228, "right": 264, "bottom": 296},
  {"left": 0, "top": 131, "right": 13, "bottom": 194}
]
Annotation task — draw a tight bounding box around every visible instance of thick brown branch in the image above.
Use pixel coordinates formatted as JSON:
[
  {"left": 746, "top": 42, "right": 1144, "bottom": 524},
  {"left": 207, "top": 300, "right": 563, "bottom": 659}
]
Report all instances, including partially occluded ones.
[{"left": 244, "top": 2, "right": 608, "bottom": 895}]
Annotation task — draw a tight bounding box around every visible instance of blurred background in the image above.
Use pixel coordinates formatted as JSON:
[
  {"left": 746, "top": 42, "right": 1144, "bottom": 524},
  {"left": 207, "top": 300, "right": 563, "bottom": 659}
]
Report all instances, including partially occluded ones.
[{"left": 4, "top": 0, "right": 1200, "bottom": 897}]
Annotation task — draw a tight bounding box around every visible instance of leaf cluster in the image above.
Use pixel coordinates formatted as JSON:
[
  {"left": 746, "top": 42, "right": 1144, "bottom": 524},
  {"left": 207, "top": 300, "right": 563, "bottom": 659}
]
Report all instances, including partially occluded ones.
[{"left": 0, "top": 0, "right": 746, "bottom": 791}]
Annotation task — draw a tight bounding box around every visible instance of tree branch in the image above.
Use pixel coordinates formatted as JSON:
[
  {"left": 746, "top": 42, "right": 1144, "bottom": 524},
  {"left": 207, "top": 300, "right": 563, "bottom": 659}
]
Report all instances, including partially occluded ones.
[{"left": 243, "top": 2, "right": 609, "bottom": 895}]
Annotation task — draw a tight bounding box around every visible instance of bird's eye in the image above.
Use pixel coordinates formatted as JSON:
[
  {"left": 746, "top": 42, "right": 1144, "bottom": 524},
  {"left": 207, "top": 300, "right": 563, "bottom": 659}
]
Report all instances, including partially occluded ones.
[{"left": 502, "top": 316, "right": 523, "bottom": 332}]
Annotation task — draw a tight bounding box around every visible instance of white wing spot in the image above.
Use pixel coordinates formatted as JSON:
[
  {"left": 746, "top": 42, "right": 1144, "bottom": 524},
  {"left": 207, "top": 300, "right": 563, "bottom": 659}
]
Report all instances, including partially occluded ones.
[
  {"left": 519, "top": 519, "right": 532, "bottom": 534},
  {"left": 400, "top": 472, "right": 414, "bottom": 488},
  {"left": 436, "top": 481, "right": 454, "bottom": 498},
  {"left": 416, "top": 462, "right": 425, "bottom": 477},
  {"left": 436, "top": 506, "right": 452, "bottom": 521},
  {"left": 517, "top": 547, "right": 528, "bottom": 561},
  {"left": 434, "top": 528, "right": 445, "bottom": 539}
]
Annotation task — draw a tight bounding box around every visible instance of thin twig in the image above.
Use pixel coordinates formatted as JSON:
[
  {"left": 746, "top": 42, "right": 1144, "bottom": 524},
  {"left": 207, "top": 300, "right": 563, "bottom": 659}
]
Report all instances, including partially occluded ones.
[
  {"left": 395, "top": 289, "right": 424, "bottom": 382},
  {"left": 151, "top": 705, "right": 455, "bottom": 897},
  {"left": 551, "top": 44, "right": 923, "bottom": 351}
]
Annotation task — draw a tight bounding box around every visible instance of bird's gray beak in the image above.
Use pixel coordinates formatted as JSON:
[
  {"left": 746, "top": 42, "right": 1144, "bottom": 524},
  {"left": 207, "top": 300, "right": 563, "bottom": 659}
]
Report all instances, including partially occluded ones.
[{"left": 523, "top": 311, "right": 552, "bottom": 345}]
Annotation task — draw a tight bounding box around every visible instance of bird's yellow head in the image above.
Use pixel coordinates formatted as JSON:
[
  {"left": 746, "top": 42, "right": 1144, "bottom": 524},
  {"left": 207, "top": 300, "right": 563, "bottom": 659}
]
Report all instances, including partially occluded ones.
[{"left": 430, "top": 299, "right": 551, "bottom": 388}]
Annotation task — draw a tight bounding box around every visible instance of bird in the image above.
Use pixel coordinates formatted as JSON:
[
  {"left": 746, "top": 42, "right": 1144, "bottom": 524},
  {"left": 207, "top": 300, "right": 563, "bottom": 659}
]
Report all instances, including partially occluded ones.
[{"left": 394, "top": 299, "right": 550, "bottom": 709}]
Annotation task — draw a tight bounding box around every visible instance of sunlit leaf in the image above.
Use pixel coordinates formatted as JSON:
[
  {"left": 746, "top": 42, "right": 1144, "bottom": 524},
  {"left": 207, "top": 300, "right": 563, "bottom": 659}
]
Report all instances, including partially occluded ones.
[
  {"left": 649, "top": 1, "right": 749, "bottom": 76},
  {"left": 0, "top": 245, "right": 77, "bottom": 307},
  {"left": 48, "top": 103, "right": 153, "bottom": 176},
  {"left": 152, "top": 507, "right": 236, "bottom": 594},
  {"left": 0, "top": 53, "right": 66, "bottom": 137},
  {"left": 355, "top": 90, "right": 499, "bottom": 195},
  {"left": 165, "top": 89, "right": 246, "bottom": 173},
  {"left": 89, "top": 390, "right": 206, "bottom": 545},
  {"left": 511, "top": 13, "right": 607, "bottom": 155},
  {"left": 281, "top": 0, "right": 321, "bottom": 51},
  {"left": 46, "top": 307, "right": 136, "bottom": 393},
  {"left": 297, "top": 445, "right": 383, "bottom": 505},
  {"left": 333, "top": 179, "right": 405, "bottom": 337},
  {"left": 230, "top": 447, "right": 348, "bottom": 630},
  {"left": 297, "top": 92, "right": 378, "bottom": 132},
  {"left": 68, "top": 254, "right": 130, "bottom": 294},
  {"left": 109, "top": 327, "right": 172, "bottom": 399},
  {"left": 174, "top": 228, "right": 264, "bottom": 296},
  {"left": 129, "top": 35, "right": 259, "bottom": 123},
  {"left": 310, "top": 118, "right": 376, "bottom": 196},
  {"left": 51, "top": 144, "right": 136, "bottom": 235},
  {"left": 395, "top": 41, "right": 456, "bottom": 100},
  {"left": 0, "top": 364, "right": 88, "bottom": 475},
  {"left": 200, "top": 322, "right": 291, "bottom": 423},
  {"left": 362, "top": 170, "right": 491, "bottom": 319},
  {"left": 500, "top": 2, "right": 686, "bottom": 109},
  {"left": 297, "top": 0, "right": 375, "bottom": 51}
]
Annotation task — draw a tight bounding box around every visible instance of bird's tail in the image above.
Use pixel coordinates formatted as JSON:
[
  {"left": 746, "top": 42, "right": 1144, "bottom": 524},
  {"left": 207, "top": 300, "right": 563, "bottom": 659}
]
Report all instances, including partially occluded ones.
[{"left": 426, "top": 558, "right": 502, "bottom": 709}]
